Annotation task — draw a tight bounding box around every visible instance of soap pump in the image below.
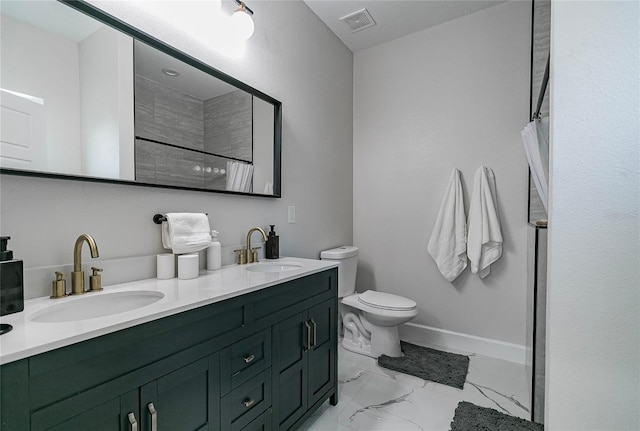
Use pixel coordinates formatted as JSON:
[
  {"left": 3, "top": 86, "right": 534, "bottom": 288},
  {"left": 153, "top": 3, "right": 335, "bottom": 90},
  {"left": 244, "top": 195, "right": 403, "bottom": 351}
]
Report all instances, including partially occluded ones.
[
  {"left": 0, "top": 236, "right": 24, "bottom": 317},
  {"left": 207, "top": 230, "right": 221, "bottom": 270},
  {"left": 265, "top": 225, "right": 279, "bottom": 259}
]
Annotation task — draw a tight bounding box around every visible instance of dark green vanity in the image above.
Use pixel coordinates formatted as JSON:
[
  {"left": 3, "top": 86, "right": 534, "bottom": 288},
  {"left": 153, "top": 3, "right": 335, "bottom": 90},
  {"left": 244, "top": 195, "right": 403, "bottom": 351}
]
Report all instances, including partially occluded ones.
[{"left": 0, "top": 269, "right": 338, "bottom": 431}]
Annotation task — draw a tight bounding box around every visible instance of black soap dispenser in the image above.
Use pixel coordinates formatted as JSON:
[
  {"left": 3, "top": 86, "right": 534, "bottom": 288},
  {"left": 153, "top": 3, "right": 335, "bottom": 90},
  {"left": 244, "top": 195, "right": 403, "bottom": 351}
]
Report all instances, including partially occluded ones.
[
  {"left": 265, "top": 225, "right": 279, "bottom": 259},
  {"left": 0, "top": 236, "right": 24, "bottom": 316}
]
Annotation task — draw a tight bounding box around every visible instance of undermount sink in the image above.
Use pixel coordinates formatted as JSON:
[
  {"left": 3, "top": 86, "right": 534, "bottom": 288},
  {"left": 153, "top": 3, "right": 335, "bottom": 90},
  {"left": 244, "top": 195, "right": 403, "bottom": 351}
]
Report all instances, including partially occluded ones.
[
  {"left": 30, "top": 291, "right": 165, "bottom": 323},
  {"left": 245, "top": 263, "right": 303, "bottom": 273}
]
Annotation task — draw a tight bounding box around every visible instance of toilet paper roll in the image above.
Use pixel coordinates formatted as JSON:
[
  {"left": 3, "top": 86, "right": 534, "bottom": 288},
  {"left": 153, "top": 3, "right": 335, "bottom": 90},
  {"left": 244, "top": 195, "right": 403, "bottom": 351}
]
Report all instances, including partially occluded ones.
[
  {"left": 157, "top": 253, "right": 176, "bottom": 279},
  {"left": 178, "top": 254, "right": 199, "bottom": 280}
]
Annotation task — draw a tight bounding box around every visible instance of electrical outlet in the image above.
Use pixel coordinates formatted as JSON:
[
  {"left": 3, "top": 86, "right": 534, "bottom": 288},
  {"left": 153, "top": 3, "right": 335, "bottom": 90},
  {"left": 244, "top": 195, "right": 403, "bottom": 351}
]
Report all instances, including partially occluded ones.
[{"left": 288, "top": 206, "right": 296, "bottom": 223}]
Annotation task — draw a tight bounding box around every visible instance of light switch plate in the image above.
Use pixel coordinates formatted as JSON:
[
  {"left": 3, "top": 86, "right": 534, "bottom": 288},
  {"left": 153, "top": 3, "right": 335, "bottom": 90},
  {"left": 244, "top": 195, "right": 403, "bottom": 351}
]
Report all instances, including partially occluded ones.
[{"left": 288, "top": 206, "right": 296, "bottom": 223}]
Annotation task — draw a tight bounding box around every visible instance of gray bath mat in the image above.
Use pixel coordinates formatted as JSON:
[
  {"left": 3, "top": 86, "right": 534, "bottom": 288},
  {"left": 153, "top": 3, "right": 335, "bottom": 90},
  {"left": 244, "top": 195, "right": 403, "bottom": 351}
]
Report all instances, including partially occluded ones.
[
  {"left": 450, "top": 401, "right": 544, "bottom": 431},
  {"left": 377, "top": 341, "right": 469, "bottom": 389}
]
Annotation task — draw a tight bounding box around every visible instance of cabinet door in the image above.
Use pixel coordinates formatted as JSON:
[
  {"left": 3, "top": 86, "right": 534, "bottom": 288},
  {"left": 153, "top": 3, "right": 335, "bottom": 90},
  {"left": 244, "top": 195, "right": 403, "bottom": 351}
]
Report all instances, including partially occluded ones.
[
  {"left": 39, "top": 390, "right": 138, "bottom": 431},
  {"left": 271, "top": 312, "right": 308, "bottom": 430},
  {"left": 306, "top": 298, "right": 336, "bottom": 407},
  {"left": 140, "top": 354, "right": 220, "bottom": 431}
]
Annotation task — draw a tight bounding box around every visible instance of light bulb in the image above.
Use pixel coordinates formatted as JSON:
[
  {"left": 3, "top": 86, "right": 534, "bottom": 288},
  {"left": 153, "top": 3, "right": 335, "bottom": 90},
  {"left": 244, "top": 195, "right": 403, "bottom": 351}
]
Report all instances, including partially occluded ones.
[{"left": 231, "top": 6, "right": 254, "bottom": 40}]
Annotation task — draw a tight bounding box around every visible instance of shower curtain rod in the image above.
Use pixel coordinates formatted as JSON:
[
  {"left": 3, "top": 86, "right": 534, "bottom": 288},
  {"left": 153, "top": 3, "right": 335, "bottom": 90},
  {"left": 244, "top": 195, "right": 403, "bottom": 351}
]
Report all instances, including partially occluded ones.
[{"left": 533, "top": 53, "right": 550, "bottom": 120}]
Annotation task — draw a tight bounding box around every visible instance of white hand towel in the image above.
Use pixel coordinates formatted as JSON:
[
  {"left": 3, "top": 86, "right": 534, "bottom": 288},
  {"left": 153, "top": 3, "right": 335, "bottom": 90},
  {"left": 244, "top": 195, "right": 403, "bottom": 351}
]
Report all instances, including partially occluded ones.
[
  {"left": 427, "top": 169, "right": 468, "bottom": 282},
  {"left": 162, "top": 213, "right": 212, "bottom": 254},
  {"left": 467, "top": 166, "right": 503, "bottom": 278}
]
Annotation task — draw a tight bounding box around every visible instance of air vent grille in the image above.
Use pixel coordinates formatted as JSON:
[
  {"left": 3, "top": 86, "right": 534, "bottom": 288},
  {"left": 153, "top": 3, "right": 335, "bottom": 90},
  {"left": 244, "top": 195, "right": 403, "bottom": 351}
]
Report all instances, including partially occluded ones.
[{"left": 339, "top": 8, "right": 376, "bottom": 33}]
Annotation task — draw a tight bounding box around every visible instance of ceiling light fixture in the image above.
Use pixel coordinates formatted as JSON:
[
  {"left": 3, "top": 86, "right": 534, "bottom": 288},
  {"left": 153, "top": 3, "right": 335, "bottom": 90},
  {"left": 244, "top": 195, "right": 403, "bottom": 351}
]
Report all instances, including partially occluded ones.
[
  {"left": 231, "top": 0, "right": 254, "bottom": 40},
  {"left": 162, "top": 68, "right": 180, "bottom": 77}
]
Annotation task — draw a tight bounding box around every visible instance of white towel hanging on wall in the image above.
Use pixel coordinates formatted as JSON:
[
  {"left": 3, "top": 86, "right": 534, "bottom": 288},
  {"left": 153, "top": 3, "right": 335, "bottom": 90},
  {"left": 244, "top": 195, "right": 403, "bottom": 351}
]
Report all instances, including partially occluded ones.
[
  {"left": 427, "top": 168, "right": 468, "bottom": 282},
  {"left": 467, "top": 166, "right": 503, "bottom": 278}
]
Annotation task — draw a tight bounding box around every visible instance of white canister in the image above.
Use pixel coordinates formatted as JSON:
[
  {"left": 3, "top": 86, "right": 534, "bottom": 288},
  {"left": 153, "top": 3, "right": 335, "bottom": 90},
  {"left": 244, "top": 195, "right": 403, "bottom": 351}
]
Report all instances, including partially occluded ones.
[
  {"left": 157, "top": 253, "right": 176, "bottom": 279},
  {"left": 178, "top": 254, "right": 199, "bottom": 280}
]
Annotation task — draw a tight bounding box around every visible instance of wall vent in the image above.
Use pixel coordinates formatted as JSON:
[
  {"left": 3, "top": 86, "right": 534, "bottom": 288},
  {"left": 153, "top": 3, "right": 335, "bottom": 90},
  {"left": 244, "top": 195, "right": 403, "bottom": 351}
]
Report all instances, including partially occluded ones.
[{"left": 339, "top": 8, "right": 376, "bottom": 33}]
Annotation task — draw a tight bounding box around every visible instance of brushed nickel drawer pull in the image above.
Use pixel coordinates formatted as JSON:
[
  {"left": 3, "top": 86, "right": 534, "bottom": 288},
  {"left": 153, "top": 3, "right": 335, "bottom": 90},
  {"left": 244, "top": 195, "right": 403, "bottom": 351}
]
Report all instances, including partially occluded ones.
[
  {"left": 304, "top": 321, "right": 312, "bottom": 350},
  {"left": 310, "top": 318, "right": 317, "bottom": 348},
  {"left": 148, "top": 403, "right": 158, "bottom": 431},
  {"left": 244, "top": 354, "right": 255, "bottom": 363},
  {"left": 243, "top": 398, "right": 255, "bottom": 408},
  {"left": 127, "top": 412, "right": 138, "bottom": 431}
]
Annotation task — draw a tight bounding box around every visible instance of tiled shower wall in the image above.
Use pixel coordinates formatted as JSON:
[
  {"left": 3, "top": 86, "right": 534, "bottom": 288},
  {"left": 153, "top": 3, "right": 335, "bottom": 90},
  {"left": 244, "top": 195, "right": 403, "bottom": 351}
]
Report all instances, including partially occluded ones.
[
  {"left": 133, "top": 75, "right": 252, "bottom": 189},
  {"left": 204, "top": 90, "right": 252, "bottom": 162}
]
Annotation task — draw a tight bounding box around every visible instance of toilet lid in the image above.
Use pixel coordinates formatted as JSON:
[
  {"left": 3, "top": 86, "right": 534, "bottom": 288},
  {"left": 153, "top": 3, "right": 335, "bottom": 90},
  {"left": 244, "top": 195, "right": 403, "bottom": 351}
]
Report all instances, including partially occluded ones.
[{"left": 358, "top": 291, "right": 417, "bottom": 311}]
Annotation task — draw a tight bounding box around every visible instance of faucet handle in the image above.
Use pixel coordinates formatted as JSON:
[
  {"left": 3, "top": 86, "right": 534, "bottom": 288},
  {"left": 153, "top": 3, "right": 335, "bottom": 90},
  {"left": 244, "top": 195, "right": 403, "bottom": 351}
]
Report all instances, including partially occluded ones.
[
  {"left": 89, "top": 267, "right": 103, "bottom": 292},
  {"left": 234, "top": 249, "right": 247, "bottom": 265},
  {"left": 51, "top": 272, "right": 67, "bottom": 299},
  {"left": 250, "top": 247, "right": 261, "bottom": 263}
]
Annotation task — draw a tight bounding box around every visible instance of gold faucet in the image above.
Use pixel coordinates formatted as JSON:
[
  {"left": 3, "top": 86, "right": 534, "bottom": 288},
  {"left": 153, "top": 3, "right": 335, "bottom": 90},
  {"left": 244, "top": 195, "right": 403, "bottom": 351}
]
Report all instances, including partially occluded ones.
[
  {"left": 237, "top": 227, "right": 268, "bottom": 264},
  {"left": 71, "top": 234, "right": 100, "bottom": 295}
]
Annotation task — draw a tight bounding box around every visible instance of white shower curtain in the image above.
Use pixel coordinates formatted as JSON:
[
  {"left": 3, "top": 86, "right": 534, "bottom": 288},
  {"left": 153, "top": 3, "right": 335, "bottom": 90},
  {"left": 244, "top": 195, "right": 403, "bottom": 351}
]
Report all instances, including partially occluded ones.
[
  {"left": 226, "top": 161, "right": 254, "bottom": 193},
  {"left": 521, "top": 117, "right": 549, "bottom": 213}
]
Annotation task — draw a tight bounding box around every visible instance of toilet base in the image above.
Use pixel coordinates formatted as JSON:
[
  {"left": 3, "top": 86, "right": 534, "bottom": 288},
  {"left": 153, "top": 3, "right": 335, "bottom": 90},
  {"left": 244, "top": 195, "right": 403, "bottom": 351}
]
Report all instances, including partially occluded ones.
[
  {"left": 370, "top": 325, "right": 403, "bottom": 357},
  {"left": 342, "top": 336, "right": 374, "bottom": 357},
  {"left": 341, "top": 327, "right": 404, "bottom": 358},
  {"left": 341, "top": 310, "right": 404, "bottom": 358}
]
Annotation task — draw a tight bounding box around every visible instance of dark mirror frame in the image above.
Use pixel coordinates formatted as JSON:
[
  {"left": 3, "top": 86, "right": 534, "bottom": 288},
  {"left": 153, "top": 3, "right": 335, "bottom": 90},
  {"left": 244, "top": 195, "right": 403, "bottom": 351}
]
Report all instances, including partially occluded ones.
[{"left": 0, "top": 0, "right": 282, "bottom": 198}]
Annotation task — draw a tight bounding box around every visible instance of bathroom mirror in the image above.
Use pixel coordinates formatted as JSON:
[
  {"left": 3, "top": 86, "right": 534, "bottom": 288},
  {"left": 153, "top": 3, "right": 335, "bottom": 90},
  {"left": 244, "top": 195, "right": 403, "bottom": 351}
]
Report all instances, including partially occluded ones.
[{"left": 0, "top": 0, "right": 282, "bottom": 197}]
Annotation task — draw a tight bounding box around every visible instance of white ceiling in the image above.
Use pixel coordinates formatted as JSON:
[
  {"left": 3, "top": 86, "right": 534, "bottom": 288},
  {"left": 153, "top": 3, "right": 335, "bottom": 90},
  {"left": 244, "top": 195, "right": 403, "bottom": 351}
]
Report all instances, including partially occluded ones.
[
  {"left": 135, "top": 40, "right": 236, "bottom": 100},
  {"left": 302, "top": 0, "right": 507, "bottom": 52}
]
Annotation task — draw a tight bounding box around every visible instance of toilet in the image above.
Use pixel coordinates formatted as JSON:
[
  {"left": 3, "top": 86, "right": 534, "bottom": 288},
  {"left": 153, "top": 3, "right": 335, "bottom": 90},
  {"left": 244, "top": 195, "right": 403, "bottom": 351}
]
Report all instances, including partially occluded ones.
[{"left": 320, "top": 246, "right": 418, "bottom": 358}]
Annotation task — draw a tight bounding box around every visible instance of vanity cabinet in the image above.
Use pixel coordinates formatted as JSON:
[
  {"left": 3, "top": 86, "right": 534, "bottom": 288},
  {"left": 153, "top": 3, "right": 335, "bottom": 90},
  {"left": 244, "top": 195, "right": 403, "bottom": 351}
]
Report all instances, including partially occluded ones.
[
  {"left": 30, "top": 345, "right": 221, "bottom": 431},
  {"left": 0, "top": 268, "right": 337, "bottom": 431},
  {"left": 37, "top": 390, "right": 137, "bottom": 431},
  {"left": 271, "top": 299, "right": 336, "bottom": 430},
  {"left": 34, "top": 355, "right": 219, "bottom": 431}
]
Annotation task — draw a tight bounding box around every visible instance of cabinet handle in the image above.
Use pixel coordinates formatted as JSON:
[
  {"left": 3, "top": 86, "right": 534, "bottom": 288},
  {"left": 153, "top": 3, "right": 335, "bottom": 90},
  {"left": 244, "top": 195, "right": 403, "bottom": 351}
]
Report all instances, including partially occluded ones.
[
  {"left": 147, "top": 403, "right": 158, "bottom": 431},
  {"left": 303, "top": 321, "right": 312, "bottom": 350},
  {"left": 309, "top": 318, "right": 317, "bottom": 348},
  {"left": 244, "top": 354, "right": 255, "bottom": 363},
  {"left": 243, "top": 398, "right": 255, "bottom": 408},
  {"left": 127, "top": 412, "right": 138, "bottom": 431}
]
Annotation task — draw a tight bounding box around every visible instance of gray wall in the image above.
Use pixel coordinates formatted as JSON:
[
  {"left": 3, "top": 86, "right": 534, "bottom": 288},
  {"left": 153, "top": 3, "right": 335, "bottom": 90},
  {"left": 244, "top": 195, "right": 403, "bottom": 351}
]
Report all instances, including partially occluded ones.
[
  {"left": 353, "top": 1, "right": 531, "bottom": 347},
  {"left": 546, "top": 1, "right": 639, "bottom": 428},
  {"left": 0, "top": 0, "right": 353, "bottom": 294}
]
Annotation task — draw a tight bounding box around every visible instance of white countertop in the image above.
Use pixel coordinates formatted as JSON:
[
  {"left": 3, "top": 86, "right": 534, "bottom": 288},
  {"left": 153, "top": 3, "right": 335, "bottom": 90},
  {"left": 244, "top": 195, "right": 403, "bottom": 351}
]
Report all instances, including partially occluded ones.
[{"left": 0, "top": 257, "right": 338, "bottom": 365}]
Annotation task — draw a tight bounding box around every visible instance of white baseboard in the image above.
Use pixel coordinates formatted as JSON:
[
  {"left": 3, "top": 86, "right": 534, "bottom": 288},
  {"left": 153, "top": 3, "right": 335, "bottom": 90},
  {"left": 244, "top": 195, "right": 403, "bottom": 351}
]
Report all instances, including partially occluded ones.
[{"left": 399, "top": 322, "right": 526, "bottom": 364}]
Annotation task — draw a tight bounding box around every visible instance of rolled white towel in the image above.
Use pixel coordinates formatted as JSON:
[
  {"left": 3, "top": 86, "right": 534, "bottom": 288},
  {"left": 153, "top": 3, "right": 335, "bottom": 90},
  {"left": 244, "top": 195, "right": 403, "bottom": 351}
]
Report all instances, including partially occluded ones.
[{"left": 162, "top": 213, "right": 212, "bottom": 254}]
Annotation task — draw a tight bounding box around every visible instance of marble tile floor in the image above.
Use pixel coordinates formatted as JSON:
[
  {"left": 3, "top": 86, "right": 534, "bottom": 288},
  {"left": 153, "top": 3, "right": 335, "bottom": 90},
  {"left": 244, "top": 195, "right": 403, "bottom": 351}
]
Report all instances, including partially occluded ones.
[{"left": 299, "top": 341, "right": 530, "bottom": 431}]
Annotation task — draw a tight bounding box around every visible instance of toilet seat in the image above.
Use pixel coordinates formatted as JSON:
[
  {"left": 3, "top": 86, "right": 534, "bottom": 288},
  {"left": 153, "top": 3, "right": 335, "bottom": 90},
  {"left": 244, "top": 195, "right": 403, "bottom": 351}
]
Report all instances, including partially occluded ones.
[{"left": 358, "top": 291, "right": 417, "bottom": 311}]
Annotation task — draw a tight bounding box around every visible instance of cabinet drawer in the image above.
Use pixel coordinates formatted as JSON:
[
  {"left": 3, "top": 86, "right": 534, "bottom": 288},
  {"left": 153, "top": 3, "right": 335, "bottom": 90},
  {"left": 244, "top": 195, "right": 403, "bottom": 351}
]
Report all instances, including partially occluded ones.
[
  {"left": 221, "top": 329, "right": 271, "bottom": 394},
  {"left": 251, "top": 271, "right": 334, "bottom": 322},
  {"left": 241, "top": 409, "right": 272, "bottom": 431},
  {"left": 221, "top": 368, "right": 272, "bottom": 431}
]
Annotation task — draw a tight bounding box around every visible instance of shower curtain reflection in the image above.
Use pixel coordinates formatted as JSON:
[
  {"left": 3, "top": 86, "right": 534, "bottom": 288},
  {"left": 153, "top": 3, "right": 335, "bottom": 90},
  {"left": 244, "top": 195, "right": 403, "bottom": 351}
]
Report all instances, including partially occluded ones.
[
  {"left": 521, "top": 117, "right": 549, "bottom": 214},
  {"left": 226, "top": 161, "right": 254, "bottom": 193}
]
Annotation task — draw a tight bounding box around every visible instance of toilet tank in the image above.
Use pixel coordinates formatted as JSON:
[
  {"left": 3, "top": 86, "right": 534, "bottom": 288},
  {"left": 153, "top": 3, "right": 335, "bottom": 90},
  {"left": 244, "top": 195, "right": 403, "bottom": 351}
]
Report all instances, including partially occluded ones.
[{"left": 320, "top": 246, "right": 358, "bottom": 298}]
